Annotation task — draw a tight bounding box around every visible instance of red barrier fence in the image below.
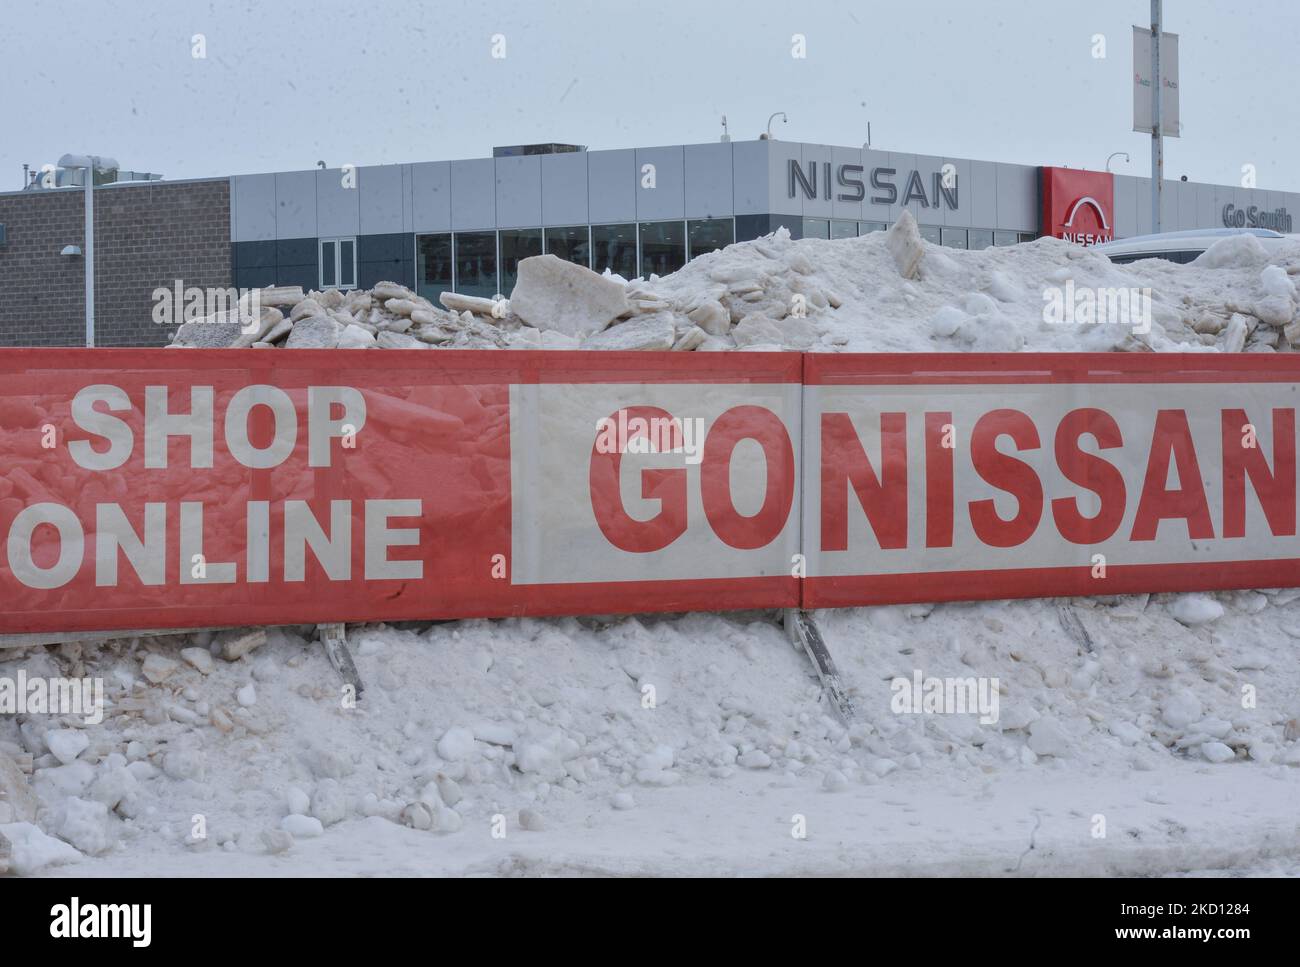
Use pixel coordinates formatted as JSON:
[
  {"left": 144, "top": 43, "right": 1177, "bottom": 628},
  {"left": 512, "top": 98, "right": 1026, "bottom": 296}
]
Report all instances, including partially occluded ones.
[{"left": 1, "top": 349, "right": 1298, "bottom": 634}]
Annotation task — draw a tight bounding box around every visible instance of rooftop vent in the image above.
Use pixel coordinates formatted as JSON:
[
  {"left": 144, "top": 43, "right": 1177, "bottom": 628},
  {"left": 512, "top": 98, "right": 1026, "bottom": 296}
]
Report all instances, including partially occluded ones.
[
  {"left": 25, "top": 160, "right": 162, "bottom": 191},
  {"left": 492, "top": 143, "right": 586, "bottom": 158}
]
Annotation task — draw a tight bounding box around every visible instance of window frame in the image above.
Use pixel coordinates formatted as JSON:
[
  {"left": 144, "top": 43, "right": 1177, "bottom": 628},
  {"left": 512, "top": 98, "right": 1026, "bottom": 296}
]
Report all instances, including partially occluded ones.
[
  {"left": 319, "top": 236, "right": 358, "bottom": 290},
  {"left": 940, "top": 227, "right": 968, "bottom": 249},
  {"left": 498, "top": 228, "right": 543, "bottom": 296},
  {"left": 590, "top": 222, "right": 640, "bottom": 280},
  {"left": 452, "top": 230, "right": 500, "bottom": 298},
  {"left": 686, "top": 216, "right": 735, "bottom": 260},
  {"left": 544, "top": 225, "right": 593, "bottom": 268},
  {"left": 414, "top": 231, "right": 454, "bottom": 301},
  {"left": 638, "top": 219, "right": 688, "bottom": 279}
]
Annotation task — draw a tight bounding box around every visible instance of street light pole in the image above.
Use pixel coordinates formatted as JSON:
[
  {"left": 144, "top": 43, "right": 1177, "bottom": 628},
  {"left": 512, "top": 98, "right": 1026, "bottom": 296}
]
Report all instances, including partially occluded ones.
[
  {"left": 57, "top": 153, "right": 118, "bottom": 348},
  {"left": 1151, "top": 0, "right": 1163, "bottom": 234},
  {"left": 83, "top": 169, "right": 94, "bottom": 347}
]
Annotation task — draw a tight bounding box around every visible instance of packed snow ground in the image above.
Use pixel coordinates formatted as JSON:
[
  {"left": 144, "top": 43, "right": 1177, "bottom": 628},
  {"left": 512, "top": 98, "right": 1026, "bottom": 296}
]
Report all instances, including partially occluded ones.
[
  {"left": 4, "top": 594, "right": 1300, "bottom": 876},
  {"left": 5, "top": 227, "right": 1300, "bottom": 876}
]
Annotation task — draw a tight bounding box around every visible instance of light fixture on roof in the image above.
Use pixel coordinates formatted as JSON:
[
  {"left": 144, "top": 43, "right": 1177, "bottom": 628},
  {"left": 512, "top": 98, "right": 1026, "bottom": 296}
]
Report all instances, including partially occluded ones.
[{"left": 762, "top": 112, "right": 787, "bottom": 141}]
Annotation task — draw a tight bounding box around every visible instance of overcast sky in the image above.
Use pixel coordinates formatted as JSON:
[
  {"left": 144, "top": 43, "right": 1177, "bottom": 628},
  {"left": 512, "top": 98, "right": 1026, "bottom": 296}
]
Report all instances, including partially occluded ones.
[{"left": 1, "top": 0, "right": 1295, "bottom": 190}]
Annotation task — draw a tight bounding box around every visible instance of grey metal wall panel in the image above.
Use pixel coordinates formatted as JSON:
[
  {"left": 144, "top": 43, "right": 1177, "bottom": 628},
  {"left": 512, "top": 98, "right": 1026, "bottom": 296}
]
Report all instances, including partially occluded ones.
[
  {"left": 731, "top": 140, "right": 769, "bottom": 216},
  {"left": 232, "top": 173, "right": 275, "bottom": 242},
  {"left": 1133, "top": 178, "right": 1153, "bottom": 235},
  {"left": 684, "top": 142, "right": 732, "bottom": 219},
  {"left": 940, "top": 157, "right": 972, "bottom": 228},
  {"left": 317, "top": 168, "right": 360, "bottom": 237},
  {"left": 1230, "top": 185, "right": 1253, "bottom": 229},
  {"left": 1176, "top": 181, "right": 1197, "bottom": 229},
  {"left": 495, "top": 154, "right": 542, "bottom": 229},
  {"left": 411, "top": 161, "right": 451, "bottom": 233},
  {"left": 635, "top": 145, "right": 685, "bottom": 221},
  {"left": 861, "top": 149, "right": 892, "bottom": 223},
  {"left": 829, "top": 146, "right": 865, "bottom": 222},
  {"left": 541, "top": 151, "right": 588, "bottom": 226},
  {"left": 1283, "top": 192, "right": 1300, "bottom": 228},
  {"left": 402, "top": 164, "right": 413, "bottom": 233},
  {"left": 911, "top": 154, "right": 945, "bottom": 227},
  {"left": 451, "top": 159, "right": 496, "bottom": 231},
  {"left": 766, "top": 140, "right": 802, "bottom": 216},
  {"left": 1164, "top": 181, "right": 1185, "bottom": 232},
  {"left": 1262, "top": 190, "right": 1277, "bottom": 223},
  {"left": 797, "top": 143, "right": 835, "bottom": 220},
  {"left": 1114, "top": 175, "right": 1139, "bottom": 239},
  {"left": 274, "top": 170, "right": 317, "bottom": 239},
  {"left": 1266, "top": 190, "right": 1293, "bottom": 227},
  {"left": 994, "top": 163, "right": 1039, "bottom": 233},
  {"left": 587, "top": 149, "right": 636, "bottom": 223},
  {"left": 1195, "top": 182, "right": 1218, "bottom": 230},
  {"left": 885, "top": 152, "right": 919, "bottom": 225},
  {"left": 968, "top": 160, "right": 997, "bottom": 230},
  {"left": 359, "top": 165, "right": 405, "bottom": 236}
]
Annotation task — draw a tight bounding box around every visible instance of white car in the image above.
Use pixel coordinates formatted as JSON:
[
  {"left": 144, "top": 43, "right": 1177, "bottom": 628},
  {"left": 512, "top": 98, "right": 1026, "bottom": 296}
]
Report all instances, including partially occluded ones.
[{"left": 1094, "top": 227, "right": 1286, "bottom": 264}]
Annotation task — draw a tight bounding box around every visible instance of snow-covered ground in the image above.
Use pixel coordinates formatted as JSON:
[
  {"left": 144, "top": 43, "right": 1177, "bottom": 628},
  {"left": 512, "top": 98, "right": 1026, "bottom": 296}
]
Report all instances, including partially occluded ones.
[
  {"left": 4, "top": 590, "right": 1299, "bottom": 876},
  {"left": 5, "top": 227, "right": 1300, "bottom": 877}
]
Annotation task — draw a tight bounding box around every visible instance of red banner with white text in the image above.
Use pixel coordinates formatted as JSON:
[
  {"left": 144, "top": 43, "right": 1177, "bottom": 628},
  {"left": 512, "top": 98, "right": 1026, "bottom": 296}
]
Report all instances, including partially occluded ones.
[{"left": 2, "top": 349, "right": 1298, "bottom": 634}]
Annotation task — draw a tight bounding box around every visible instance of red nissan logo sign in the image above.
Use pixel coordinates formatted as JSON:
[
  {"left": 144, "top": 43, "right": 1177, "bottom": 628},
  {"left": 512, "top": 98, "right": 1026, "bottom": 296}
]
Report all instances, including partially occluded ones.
[{"left": 1041, "top": 166, "right": 1114, "bottom": 245}]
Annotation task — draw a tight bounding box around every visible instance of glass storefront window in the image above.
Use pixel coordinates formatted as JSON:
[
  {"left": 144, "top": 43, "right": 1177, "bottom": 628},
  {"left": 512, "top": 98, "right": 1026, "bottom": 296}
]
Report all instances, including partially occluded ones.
[
  {"left": 919, "top": 224, "right": 942, "bottom": 244},
  {"left": 1019, "top": 232, "right": 1038, "bottom": 244},
  {"left": 968, "top": 229, "right": 994, "bottom": 250},
  {"left": 591, "top": 223, "right": 638, "bottom": 279},
  {"left": 940, "top": 227, "right": 968, "bottom": 249},
  {"left": 803, "top": 218, "right": 830, "bottom": 240},
  {"left": 416, "top": 233, "right": 452, "bottom": 301},
  {"left": 831, "top": 219, "right": 857, "bottom": 240},
  {"left": 545, "top": 225, "right": 590, "bottom": 268},
  {"left": 339, "top": 239, "right": 356, "bottom": 287},
  {"left": 859, "top": 221, "right": 887, "bottom": 235},
  {"left": 455, "top": 232, "right": 498, "bottom": 297},
  {"left": 993, "top": 230, "right": 1019, "bottom": 247},
  {"left": 639, "top": 220, "right": 686, "bottom": 279},
  {"left": 687, "top": 218, "right": 734, "bottom": 259},
  {"left": 499, "top": 228, "right": 542, "bottom": 296},
  {"left": 320, "top": 240, "right": 336, "bottom": 288}
]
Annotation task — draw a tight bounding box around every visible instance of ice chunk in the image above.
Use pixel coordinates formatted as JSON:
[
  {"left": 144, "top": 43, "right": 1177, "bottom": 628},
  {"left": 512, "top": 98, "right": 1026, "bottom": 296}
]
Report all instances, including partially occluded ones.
[
  {"left": 0, "top": 822, "right": 82, "bottom": 874},
  {"left": 1169, "top": 594, "right": 1224, "bottom": 626},
  {"left": 510, "top": 254, "right": 630, "bottom": 337}
]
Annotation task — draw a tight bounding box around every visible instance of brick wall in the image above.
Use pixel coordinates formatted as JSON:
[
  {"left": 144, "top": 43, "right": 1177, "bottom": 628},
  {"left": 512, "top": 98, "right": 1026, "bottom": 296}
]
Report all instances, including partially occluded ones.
[{"left": 0, "top": 179, "right": 231, "bottom": 347}]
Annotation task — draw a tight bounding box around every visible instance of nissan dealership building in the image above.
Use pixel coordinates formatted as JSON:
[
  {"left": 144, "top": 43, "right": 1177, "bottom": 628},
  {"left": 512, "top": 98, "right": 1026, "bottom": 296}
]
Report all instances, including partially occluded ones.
[{"left": 2, "top": 138, "right": 1298, "bottom": 346}]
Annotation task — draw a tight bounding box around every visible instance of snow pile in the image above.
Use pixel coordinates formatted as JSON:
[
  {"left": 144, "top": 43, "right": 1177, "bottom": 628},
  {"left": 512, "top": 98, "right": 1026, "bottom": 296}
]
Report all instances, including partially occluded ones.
[
  {"left": 171, "top": 214, "right": 1300, "bottom": 356},
  {"left": 2, "top": 588, "right": 1299, "bottom": 874}
]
